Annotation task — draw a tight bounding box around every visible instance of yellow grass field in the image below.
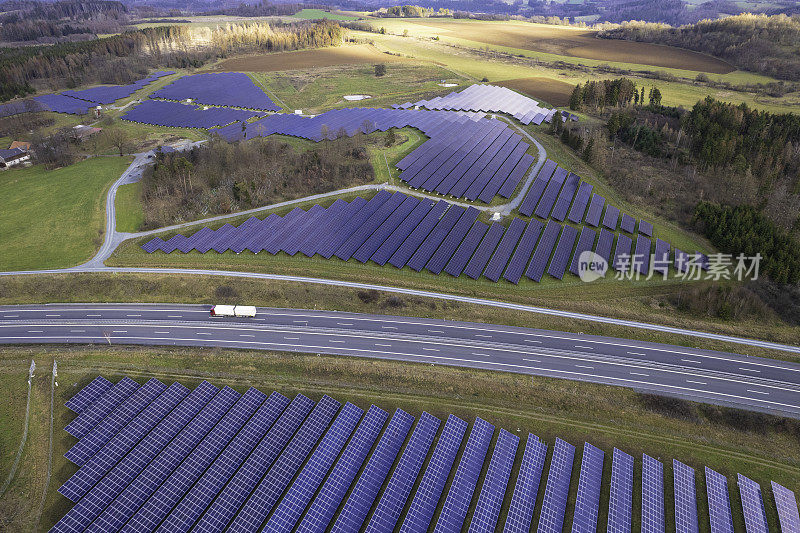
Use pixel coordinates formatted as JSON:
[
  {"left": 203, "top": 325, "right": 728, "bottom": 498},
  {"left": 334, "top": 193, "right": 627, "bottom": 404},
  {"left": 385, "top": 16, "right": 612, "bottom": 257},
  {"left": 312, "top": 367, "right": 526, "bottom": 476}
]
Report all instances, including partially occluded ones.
[
  {"left": 374, "top": 19, "right": 735, "bottom": 74},
  {"left": 213, "top": 44, "right": 411, "bottom": 72}
]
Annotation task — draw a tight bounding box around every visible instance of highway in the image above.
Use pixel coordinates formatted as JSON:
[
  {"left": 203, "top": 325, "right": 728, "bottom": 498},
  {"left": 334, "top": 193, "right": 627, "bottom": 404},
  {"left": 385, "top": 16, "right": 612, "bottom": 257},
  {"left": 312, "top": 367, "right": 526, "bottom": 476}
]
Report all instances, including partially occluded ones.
[{"left": 2, "top": 303, "right": 800, "bottom": 418}]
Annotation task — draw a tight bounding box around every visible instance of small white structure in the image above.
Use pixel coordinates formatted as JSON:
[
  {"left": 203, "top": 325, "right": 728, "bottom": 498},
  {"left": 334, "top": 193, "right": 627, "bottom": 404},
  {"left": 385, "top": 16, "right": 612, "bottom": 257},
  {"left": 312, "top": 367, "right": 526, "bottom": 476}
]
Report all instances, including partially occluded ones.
[
  {"left": 294, "top": 109, "right": 303, "bottom": 115},
  {"left": 491, "top": 212, "right": 502, "bottom": 221},
  {"left": 210, "top": 305, "right": 257, "bottom": 318},
  {"left": 343, "top": 94, "right": 371, "bottom": 101}
]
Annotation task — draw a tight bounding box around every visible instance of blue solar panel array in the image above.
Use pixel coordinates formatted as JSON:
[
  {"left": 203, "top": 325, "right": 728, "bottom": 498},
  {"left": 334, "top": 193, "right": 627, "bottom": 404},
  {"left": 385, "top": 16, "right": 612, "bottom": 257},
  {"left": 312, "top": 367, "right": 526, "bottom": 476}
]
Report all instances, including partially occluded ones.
[
  {"left": 64, "top": 376, "right": 112, "bottom": 414},
  {"left": 504, "top": 434, "right": 547, "bottom": 533},
  {"left": 55, "top": 376, "right": 792, "bottom": 533},
  {"left": 674, "top": 459, "right": 700, "bottom": 533},
  {"left": 152, "top": 72, "right": 280, "bottom": 110},
  {"left": 607, "top": 448, "right": 634, "bottom": 533},
  {"left": 434, "top": 417, "right": 494, "bottom": 532},
  {"left": 705, "top": 467, "right": 734, "bottom": 533},
  {"left": 571, "top": 442, "right": 604, "bottom": 533},
  {"left": 537, "top": 438, "right": 576, "bottom": 533},
  {"left": 122, "top": 100, "right": 264, "bottom": 129}
]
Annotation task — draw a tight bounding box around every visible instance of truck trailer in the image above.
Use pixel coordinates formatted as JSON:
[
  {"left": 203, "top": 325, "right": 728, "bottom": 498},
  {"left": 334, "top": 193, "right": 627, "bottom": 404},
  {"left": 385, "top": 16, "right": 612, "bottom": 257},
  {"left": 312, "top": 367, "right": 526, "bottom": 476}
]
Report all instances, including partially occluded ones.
[{"left": 210, "top": 305, "right": 257, "bottom": 318}]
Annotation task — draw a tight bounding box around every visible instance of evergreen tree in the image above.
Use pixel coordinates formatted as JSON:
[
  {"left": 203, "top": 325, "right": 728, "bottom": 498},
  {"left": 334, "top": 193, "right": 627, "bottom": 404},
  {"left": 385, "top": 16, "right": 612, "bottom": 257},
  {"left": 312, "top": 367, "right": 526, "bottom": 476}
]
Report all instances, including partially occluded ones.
[{"left": 569, "top": 84, "right": 582, "bottom": 111}]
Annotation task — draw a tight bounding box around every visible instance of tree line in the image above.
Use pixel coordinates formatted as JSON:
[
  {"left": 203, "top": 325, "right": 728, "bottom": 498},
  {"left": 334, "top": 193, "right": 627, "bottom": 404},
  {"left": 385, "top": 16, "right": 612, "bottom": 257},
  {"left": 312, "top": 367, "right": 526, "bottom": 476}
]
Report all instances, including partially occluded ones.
[
  {"left": 0, "top": 0, "right": 128, "bottom": 43},
  {"left": 0, "top": 20, "right": 343, "bottom": 101},
  {"left": 599, "top": 14, "right": 800, "bottom": 81},
  {"left": 372, "top": 5, "right": 452, "bottom": 17},
  {"left": 692, "top": 202, "right": 800, "bottom": 284}
]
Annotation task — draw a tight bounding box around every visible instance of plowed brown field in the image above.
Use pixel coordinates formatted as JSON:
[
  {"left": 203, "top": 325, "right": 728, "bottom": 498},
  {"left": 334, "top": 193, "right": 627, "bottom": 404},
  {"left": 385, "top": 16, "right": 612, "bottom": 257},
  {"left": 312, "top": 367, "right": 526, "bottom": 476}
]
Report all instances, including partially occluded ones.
[{"left": 495, "top": 77, "right": 575, "bottom": 107}]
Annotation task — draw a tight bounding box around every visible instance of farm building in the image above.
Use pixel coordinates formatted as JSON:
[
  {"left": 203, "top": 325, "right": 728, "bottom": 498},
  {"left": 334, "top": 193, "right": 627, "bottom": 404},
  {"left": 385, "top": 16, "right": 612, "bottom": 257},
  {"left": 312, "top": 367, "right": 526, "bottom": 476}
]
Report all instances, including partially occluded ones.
[{"left": 0, "top": 147, "right": 30, "bottom": 168}]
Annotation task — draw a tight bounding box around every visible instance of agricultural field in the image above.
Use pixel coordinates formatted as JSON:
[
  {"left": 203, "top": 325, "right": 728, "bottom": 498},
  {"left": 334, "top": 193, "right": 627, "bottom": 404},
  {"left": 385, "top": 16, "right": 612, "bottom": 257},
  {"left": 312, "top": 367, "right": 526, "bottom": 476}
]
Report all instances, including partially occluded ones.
[
  {"left": 213, "top": 44, "right": 410, "bottom": 73},
  {"left": 494, "top": 77, "right": 577, "bottom": 107},
  {"left": 290, "top": 8, "right": 359, "bottom": 20},
  {"left": 0, "top": 157, "right": 132, "bottom": 271},
  {"left": 0, "top": 344, "right": 796, "bottom": 531}
]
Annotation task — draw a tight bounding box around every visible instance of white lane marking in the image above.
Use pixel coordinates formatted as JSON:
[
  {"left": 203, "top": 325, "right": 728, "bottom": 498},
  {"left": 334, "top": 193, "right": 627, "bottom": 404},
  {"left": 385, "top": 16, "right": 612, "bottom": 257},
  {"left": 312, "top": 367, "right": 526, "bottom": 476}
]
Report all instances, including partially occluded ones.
[
  {"left": 423, "top": 348, "right": 439, "bottom": 351},
  {"left": 127, "top": 314, "right": 142, "bottom": 317},
  {"left": 293, "top": 320, "right": 307, "bottom": 324},
  {"left": 375, "top": 343, "right": 392, "bottom": 347},
  {"left": 112, "top": 330, "right": 127, "bottom": 333},
  {"left": 330, "top": 340, "right": 345, "bottom": 343},
  {"left": 681, "top": 359, "right": 702, "bottom": 365},
  {"left": 686, "top": 379, "right": 707, "bottom": 385},
  {"left": 154, "top": 331, "right": 170, "bottom": 334},
  {"left": 747, "top": 389, "right": 770, "bottom": 396},
  {"left": 4, "top": 334, "right": 798, "bottom": 412},
  {"left": 523, "top": 358, "right": 541, "bottom": 363},
  {"left": 197, "top": 332, "right": 211, "bottom": 335},
  {"left": 630, "top": 372, "right": 650, "bottom": 377},
  {"left": 428, "top": 329, "right": 444, "bottom": 334},
  {"left": 87, "top": 314, "right": 101, "bottom": 317},
  {"left": 70, "top": 330, "right": 86, "bottom": 333},
  {"left": 2, "top": 315, "right": 19, "bottom": 318},
  {"left": 472, "top": 353, "right": 491, "bottom": 357},
  {"left": 240, "top": 334, "right": 255, "bottom": 338},
  {"left": 524, "top": 339, "right": 541, "bottom": 344},
  {"left": 627, "top": 351, "right": 646, "bottom": 356},
  {"left": 574, "top": 345, "right": 593, "bottom": 350},
  {"left": 382, "top": 326, "right": 397, "bottom": 330},
  {"left": 28, "top": 330, "right": 43, "bottom": 333},
  {"left": 284, "top": 336, "right": 299, "bottom": 340},
  {"left": 168, "top": 315, "right": 183, "bottom": 318},
  {"left": 45, "top": 314, "right": 60, "bottom": 317},
  {"left": 739, "top": 367, "right": 761, "bottom": 373},
  {"left": 475, "top": 334, "right": 492, "bottom": 339},
  {"left": 337, "top": 322, "right": 353, "bottom": 326},
  {"left": 575, "top": 364, "right": 594, "bottom": 370}
]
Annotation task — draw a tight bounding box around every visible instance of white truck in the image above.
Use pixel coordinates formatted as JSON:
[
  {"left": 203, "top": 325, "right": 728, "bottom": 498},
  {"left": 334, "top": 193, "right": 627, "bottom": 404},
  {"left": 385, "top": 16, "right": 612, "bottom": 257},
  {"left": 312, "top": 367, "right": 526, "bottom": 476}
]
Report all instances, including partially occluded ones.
[{"left": 210, "top": 305, "right": 257, "bottom": 318}]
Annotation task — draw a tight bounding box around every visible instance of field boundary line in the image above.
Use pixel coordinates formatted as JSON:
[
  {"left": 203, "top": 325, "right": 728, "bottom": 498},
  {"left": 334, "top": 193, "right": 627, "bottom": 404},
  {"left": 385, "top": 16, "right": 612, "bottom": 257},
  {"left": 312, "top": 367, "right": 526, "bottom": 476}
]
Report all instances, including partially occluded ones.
[
  {"left": 34, "top": 360, "right": 55, "bottom": 531},
  {"left": 0, "top": 360, "right": 34, "bottom": 497}
]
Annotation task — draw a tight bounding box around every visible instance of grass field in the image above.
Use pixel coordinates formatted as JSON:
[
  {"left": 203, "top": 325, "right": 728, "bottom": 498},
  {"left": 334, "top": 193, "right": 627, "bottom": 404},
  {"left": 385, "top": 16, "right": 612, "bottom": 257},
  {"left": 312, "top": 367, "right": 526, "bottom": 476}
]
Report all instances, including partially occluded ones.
[
  {"left": 246, "top": 62, "right": 465, "bottom": 112},
  {"left": 213, "top": 44, "right": 410, "bottom": 73},
  {"left": 114, "top": 181, "right": 144, "bottom": 233},
  {"left": 290, "top": 8, "right": 358, "bottom": 20},
  {"left": 0, "top": 157, "right": 132, "bottom": 271},
  {"left": 0, "top": 344, "right": 796, "bottom": 531}
]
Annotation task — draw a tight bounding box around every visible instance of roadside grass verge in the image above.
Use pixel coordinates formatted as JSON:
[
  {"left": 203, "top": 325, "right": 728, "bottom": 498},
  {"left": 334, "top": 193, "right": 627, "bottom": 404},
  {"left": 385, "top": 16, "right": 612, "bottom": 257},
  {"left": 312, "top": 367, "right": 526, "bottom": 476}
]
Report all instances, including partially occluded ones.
[
  {"left": 0, "top": 157, "right": 132, "bottom": 271},
  {"left": 0, "top": 345, "right": 794, "bottom": 531},
  {"left": 114, "top": 181, "right": 144, "bottom": 233}
]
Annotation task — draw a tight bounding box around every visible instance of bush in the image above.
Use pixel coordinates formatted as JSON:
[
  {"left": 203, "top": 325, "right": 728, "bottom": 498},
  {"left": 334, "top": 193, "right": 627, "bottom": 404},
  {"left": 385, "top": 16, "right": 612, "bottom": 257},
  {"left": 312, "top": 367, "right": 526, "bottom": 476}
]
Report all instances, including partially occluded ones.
[
  {"left": 357, "top": 289, "right": 380, "bottom": 304},
  {"left": 374, "top": 63, "right": 386, "bottom": 77}
]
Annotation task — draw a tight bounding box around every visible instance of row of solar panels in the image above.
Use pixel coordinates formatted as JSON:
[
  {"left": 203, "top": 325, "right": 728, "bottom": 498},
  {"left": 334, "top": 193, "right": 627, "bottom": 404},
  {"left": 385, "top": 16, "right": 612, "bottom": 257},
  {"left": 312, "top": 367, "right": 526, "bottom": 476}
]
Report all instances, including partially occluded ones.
[
  {"left": 151, "top": 72, "right": 281, "bottom": 111},
  {"left": 122, "top": 100, "right": 266, "bottom": 130},
  {"left": 394, "top": 83, "right": 562, "bottom": 126},
  {"left": 55, "top": 375, "right": 800, "bottom": 533},
  {"left": 0, "top": 71, "right": 174, "bottom": 117},
  {"left": 141, "top": 192, "right": 692, "bottom": 282}
]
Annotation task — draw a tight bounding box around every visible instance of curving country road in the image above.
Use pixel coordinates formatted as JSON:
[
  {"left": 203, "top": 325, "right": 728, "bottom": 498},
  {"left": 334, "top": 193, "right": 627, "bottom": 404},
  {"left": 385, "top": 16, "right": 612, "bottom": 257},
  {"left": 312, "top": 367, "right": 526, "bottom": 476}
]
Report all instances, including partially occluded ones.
[{"left": 2, "top": 303, "right": 800, "bottom": 418}]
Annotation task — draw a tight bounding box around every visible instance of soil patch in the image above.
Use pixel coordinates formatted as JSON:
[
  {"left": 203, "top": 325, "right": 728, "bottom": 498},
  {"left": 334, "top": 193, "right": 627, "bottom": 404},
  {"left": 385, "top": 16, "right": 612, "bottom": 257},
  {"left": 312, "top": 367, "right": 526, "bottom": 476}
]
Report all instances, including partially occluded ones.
[{"left": 494, "top": 76, "right": 575, "bottom": 107}]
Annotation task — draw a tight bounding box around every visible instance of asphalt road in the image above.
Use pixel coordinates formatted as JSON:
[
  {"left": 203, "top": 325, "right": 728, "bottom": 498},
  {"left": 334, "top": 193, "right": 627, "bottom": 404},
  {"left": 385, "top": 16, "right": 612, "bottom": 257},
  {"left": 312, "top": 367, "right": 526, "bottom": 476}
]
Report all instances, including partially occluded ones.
[{"left": 2, "top": 303, "right": 800, "bottom": 418}]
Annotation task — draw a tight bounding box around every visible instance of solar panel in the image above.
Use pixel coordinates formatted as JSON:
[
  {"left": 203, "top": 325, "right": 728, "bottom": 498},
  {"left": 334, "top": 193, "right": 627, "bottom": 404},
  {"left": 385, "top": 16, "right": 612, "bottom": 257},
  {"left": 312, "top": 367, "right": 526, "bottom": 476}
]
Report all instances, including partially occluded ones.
[
  {"left": 295, "top": 405, "right": 389, "bottom": 533},
  {"left": 65, "top": 376, "right": 112, "bottom": 413},
  {"left": 503, "top": 219, "right": 543, "bottom": 284},
  {"left": 567, "top": 181, "right": 594, "bottom": 224},
  {"left": 388, "top": 201, "right": 450, "bottom": 269},
  {"left": 634, "top": 235, "right": 651, "bottom": 275},
  {"left": 335, "top": 192, "right": 407, "bottom": 261},
  {"left": 371, "top": 199, "right": 437, "bottom": 265},
  {"left": 519, "top": 159, "right": 556, "bottom": 217},
  {"left": 463, "top": 223, "right": 504, "bottom": 279},
  {"left": 122, "top": 388, "right": 269, "bottom": 532},
  {"left": 64, "top": 377, "right": 140, "bottom": 439},
  {"left": 571, "top": 443, "right": 605, "bottom": 533},
  {"left": 639, "top": 220, "right": 653, "bottom": 236},
  {"left": 568, "top": 227, "right": 597, "bottom": 277},
  {"left": 483, "top": 218, "right": 526, "bottom": 282},
  {"left": 525, "top": 219, "right": 561, "bottom": 282},
  {"left": 407, "top": 205, "right": 465, "bottom": 271},
  {"left": 90, "top": 387, "right": 242, "bottom": 532},
  {"left": 653, "top": 238, "right": 670, "bottom": 276},
  {"left": 583, "top": 194, "right": 605, "bottom": 227},
  {"left": 594, "top": 228, "right": 614, "bottom": 266},
  {"left": 193, "top": 394, "right": 316, "bottom": 532},
  {"left": 467, "top": 429, "right": 519, "bottom": 532},
  {"left": 229, "top": 396, "right": 342, "bottom": 532},
  {"left": 399, "top": 415, "right": 469, "bottom": 533},
  {"left": 263, "top": 403, "right": 364, "bottom": 533},
  {"left": 547, "top": 224, "right": 578, "bottom": 280},
  {"left": 51, "top": 381, "right": 219, "bottom": 532},
  {"left": 426, "top": 207, "right": 481, "bottom": 274},
  {"left": 704, "top": 467, "right": 734, "bottom": 533},
  {"left": 58, "top": 382, "right": 190, "bottom": 503},
  {"left": 65, "top": 378, "right": 166, "bottom": 467},
  {"left": 330, "top": 409, "right": 415, "bottom": 533},
  {"left": 550, "top": 172, "right": 580, "bottom": 221},
  {"left": 612, "top": 234, "right": 633, "bottom": 272},
  {"left": 673, "top": 459, "right": 699, "bottom": 533},
  {"left": 602, "top": 205, "right": 620, "bottom": 230},
  {"left": 607, "top": 449, "right": 634, "bottom": 533},
  {"left": 642, "top": 454, "right": 665, "bottom": 533},
  {"left": 157, "top": 391, "right": 290, "bottom": 532},
  {"left": 365, "top": 412, "right": 441, "bottom": 532},
  {"left": 772, "top": 481, "right": 800, "bottom": 533},
  {"left": 738, "top": 474, "right": 769, "bottom": 533},
  {"left": 503, "top": 434, "right": 547, "bottom": 533},
  {"left": 152, "top": 72, "right": 280, "bottom": 111},
  {"left": 537, "top": 438, "right": 576, "bottom": 533},
  {"left": 535, "top": 166, "right": 568, "bottom": 219},
  {"left": 444, "top": 221, "right": 489, "bottom": 277},
  {"left": 497, "top": 152, "right": 535, "bottom": 199},
  {"left": 620, "top": 213, "right": 636, "bottom": 233},
  {"left": 353, "top": 195, "right": 420, "bottom": 263},
  {"left": 433, "top": 417, "right": 495, "bottom": 532}
]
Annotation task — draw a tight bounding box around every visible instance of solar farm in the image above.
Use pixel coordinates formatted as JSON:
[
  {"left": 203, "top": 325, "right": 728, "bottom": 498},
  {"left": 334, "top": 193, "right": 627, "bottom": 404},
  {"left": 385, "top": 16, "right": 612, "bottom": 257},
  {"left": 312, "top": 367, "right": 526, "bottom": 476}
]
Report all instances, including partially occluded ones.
[{"left": 52, "top": 375, "right": 799, "bottom": 533}]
